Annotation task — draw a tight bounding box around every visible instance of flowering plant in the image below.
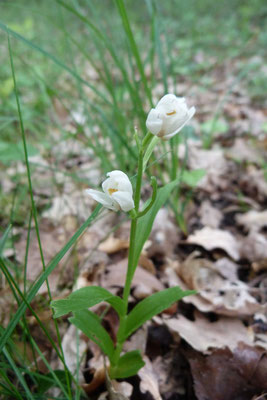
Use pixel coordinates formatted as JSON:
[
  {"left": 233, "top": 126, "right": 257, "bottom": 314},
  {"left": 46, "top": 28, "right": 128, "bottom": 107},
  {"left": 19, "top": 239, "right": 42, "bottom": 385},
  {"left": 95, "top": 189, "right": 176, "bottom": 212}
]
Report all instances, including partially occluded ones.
[
  {"left": 86, "top": 170, "right": 134, "bottom": 212},
  {"left": 51, "top": 94, "right": 196, "bottom": 380},
  {"left": 146, "top": 94, "right": 195, "bottom": 140}
]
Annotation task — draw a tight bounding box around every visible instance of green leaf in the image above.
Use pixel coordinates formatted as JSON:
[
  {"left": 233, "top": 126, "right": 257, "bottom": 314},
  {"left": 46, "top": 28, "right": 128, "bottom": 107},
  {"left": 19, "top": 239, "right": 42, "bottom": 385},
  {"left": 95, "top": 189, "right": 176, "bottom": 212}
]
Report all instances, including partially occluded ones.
[
  {"left": 143, "top": 136, "right": 159, "bottom": 171},
  {"left": 51, "top": 286, "right": 124, "bottom": 318},
  {"left": 110, "top": 350, "right": 145, "bottom": 379},
  {"left": 124, "top": 287, "right": 195, "bottom": 339},
  {"left": 132, "top": 178, "right": 180, "bottom": 275},
  {"left": 69, "top": 310, "right": 115, "bottom": 361},
  {"left": 181, "top": 169, "right": 206, "bottom": 187}
]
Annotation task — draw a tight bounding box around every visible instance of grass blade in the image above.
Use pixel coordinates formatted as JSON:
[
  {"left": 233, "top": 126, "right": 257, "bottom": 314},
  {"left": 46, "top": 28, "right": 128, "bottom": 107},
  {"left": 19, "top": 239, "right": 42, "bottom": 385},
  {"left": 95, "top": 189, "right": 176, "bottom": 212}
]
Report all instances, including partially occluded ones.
[
  {"left": 115, "top": 0, "right": 153, "bottom": 106},
  {"left": 3, "top": 347, "right": 35, "bottom": 400},
  {"left": 0, "top": 204, "right": 101, "bottom": 353},
  {"left": 0, "top": 21, "right": 110, "bottom": 105},
  {"left": 0, "top": 224, "right": 12, "bottom": 257}
]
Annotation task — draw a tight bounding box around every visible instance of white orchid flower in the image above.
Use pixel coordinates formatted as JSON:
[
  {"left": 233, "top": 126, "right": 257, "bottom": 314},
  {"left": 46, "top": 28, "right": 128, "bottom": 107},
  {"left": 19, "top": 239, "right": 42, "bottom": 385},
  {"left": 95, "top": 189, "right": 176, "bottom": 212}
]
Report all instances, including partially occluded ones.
[
  {"left": 86, "top": 170, "right": 134, "bottom": 212},
  {"left": 146, "top": 94, "right": 195, "bottom": 140}
]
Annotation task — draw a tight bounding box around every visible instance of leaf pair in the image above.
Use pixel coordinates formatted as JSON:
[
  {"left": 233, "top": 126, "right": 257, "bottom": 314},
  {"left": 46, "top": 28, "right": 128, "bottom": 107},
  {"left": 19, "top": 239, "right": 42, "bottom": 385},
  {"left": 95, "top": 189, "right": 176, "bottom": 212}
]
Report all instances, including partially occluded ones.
[
  {"left": 51, "top": 285, "right": 195, "bottom": 378},
  {"left": 70, "top": 309, "right": 145, "bottom": 378},
  {"left": 50, "top": 173, "right": 201, "bottom": 379}
]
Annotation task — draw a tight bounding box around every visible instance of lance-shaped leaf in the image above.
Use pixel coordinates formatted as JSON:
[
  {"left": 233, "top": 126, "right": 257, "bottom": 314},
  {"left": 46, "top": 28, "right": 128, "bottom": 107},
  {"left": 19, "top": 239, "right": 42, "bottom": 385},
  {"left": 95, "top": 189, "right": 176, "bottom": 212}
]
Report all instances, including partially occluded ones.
[
  {"left": 69, "top": 310, "right": 115, "bottom": 361},
  {"left": 124, "top": 287, "right": 195, "bottom": 339},
  {"left": 51, "top": 286, "right": 124, "bottom": 318},
  {"left": 132, "top": 178, "right": 180, "bottom": 276},
  {"left": 132, "top": 170, "right": 205, "bottom": 277},
  {"left": 143, "top": 136, "right": 159, "bottom": 172},
  {"left": 110, "top": 350, "right": 145, "bottom": 379}
]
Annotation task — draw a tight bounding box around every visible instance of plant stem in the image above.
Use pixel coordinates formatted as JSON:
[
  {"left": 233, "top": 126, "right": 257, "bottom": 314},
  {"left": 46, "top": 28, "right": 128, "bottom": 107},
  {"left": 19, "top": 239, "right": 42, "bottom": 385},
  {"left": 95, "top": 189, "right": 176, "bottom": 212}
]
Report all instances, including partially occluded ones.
[
  {"left": 170, "top": 136, "right": 178, "bottom": 180},
  {"left": 111, "top": 143, "right": 145, "bottom": 369},
  {"left": 122, "top": 218, "right": 138, "bottom": 306},
  {"left": 134, "top": 151, "right": 144, "bottom": 211}
]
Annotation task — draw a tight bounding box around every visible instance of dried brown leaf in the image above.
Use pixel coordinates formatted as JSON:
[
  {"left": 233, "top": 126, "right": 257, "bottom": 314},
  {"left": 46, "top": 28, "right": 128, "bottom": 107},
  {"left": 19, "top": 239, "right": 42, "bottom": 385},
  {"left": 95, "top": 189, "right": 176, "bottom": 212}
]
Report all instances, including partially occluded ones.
[
  {"left": 101, "top": 259, "right": 164, "bottom": 295},
  {"left": 165, "top": 312, "right": 253, "bottom": 354},
  {"left": 188, "top": 146, "right": 229, "bottom": 191},
  {"left": 240, "top": 231, "right": 267, "bottom": 262},
  {"left": 98, "top": 235, "right": 129, "bottom": 254},
  {"left": 188, "top": 344, "right": 267, "bottom": 400},
  {"left": 187, "top": 227, "right": 240, "bottom": 260},
  {"left": 236, "top": 210, "right": 267, "bottom": 233},
  {"left": 199, "top": 200, "right": 223, "bottom": 229},
  {"left": 138, "top": 356, "right": 163, "bottom": 400},
  {"left": 57, "top": 325, "right": 87, "bottom": 382},
  {"left": 226, "top": 138, "right": 264, "bottom": 164},
  {"left": 166, "top": 260, "right": 265, "bottom": 317},
  {"left": 213, "top": 257, "right": 239, "bottom": 281}
]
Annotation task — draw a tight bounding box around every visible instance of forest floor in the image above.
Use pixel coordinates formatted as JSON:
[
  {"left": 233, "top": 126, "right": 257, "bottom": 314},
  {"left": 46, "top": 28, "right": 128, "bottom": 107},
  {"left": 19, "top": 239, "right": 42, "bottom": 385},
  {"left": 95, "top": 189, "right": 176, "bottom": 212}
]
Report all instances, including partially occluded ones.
[{"left": 0, "top": 1, "right": 267, "bottom": 399}]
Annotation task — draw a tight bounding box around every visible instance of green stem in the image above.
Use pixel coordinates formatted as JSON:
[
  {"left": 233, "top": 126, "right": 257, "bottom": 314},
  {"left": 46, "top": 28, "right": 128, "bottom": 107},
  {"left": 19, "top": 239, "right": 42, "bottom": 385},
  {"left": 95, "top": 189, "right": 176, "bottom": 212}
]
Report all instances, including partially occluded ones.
[
  {"left": 111, "top": 207, "right": 138, "bottom": 369},
  {"left": 170, "top": 138, "right": 178, "bottom": 180},
  {"left": 134, "top": 151, "right": 144, "bottom": 210},
  {"left": 122, "top": 218, "right": 138, "bottom": 305},
  {"left": 137, "top": 176, "right": 157, "bottom": 218},
  {"left": 142, "top": 131, "right": 154, "bottom": 149},
  {"left": 111, "top": 144, "right": 144, "bottom": 369}
]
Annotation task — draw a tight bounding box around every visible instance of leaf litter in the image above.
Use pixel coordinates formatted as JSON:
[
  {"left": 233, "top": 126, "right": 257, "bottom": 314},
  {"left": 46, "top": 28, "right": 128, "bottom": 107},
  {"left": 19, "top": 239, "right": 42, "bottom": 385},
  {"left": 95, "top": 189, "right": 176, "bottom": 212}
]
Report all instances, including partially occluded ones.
[{"left": 1, "top": 55, "right": 267, "bottom": 400}]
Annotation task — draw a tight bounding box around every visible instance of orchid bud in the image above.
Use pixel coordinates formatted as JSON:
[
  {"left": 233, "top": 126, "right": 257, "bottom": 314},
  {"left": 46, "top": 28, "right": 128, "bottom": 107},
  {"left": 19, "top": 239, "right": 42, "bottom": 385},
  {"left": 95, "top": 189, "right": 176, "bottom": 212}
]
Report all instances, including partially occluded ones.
[
  {"left": 146, "top": 94, "right": 195, "bottom": 140},
  {"left": 86, "top": 170, "right": 134, "bottom": 212}
]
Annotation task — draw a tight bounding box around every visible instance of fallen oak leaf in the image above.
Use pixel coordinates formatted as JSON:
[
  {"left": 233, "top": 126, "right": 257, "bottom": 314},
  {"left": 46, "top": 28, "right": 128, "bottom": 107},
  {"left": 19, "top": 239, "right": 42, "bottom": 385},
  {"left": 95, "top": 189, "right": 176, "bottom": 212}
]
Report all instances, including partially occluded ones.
[
  {"left": 186, "top": 227, "right": 240, "bottom": 260},
  {"left": 165, "top": 262, "right": 265, "bottom": 317},
  {"left": 138, "top": 356, "right": 163, "bottom": 400},
  {"left": 239, "top": 231, "right": 267, "bottom": 262},
  {"left": 236, "top": 210, "right": 267, "bottom": 233},
  {"left": 98, "top": 235, "right": 129, "bottom": 254},
  {"left": 164, "top": 312, "right": 253, "bottom": 354},
  {"left": 188, "top": 146, "right": 229, "bottom": 192},
  {"left": 177, "top": 254, "right": 265, "bottom": 316},
  {"left": 199, "top": 200, "right": 223, "bottom": 229},
  {"left": 101, "top": 259, "right": 164, "bottom": 294}
]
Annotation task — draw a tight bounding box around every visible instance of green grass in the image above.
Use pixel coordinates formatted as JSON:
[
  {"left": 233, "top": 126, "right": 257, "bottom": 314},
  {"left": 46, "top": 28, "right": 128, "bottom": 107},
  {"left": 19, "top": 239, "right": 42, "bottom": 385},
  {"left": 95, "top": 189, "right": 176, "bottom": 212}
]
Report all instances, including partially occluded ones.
[{"left": 0, "top": 0, "right": 266, "bottom": 398}]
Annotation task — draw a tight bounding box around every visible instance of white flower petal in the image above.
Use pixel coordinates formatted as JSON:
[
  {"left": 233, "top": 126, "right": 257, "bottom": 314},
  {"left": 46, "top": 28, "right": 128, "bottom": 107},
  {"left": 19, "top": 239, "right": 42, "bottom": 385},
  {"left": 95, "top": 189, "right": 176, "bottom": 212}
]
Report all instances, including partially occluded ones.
[
  {"left": 176, "top": 97, "right": 186, "bottom": 104},
  {"left": 117, "top": 178, "right": 133, "bottom": 194},
  {"left": 163, "top": 106, "right": 196, "bottom": 140},
  {"left": 157, "top": 94, "right": 177, "bottom": 108},
  {"left": 111, "top": 191, "right": 134, "bottom": 212},
  {"left": 146, "top": 109, "right": 163, "bottom": 136},
  {"left": 102, "top": 171, "right": 126, "bottom": 193},
  {"left": 85, "top": 189, "right": 117, "bottom": 210},
  {"left": 102, "top": 176, "right": 115, "bottom": 194},
  {"left": 107, "top": 170, "right": 129, "bottom": 179},
  {"left": 108, "top": 171, "right": 133, "bottom": 193},
  {"left": 86, "top": 170, "right": 134, "bottom": 213},
  {"left": 146, "top": 94, "right": 195, "bottom": 140},
  {"left": 102, "top": 170, "right": 133, "bottom": 195}
]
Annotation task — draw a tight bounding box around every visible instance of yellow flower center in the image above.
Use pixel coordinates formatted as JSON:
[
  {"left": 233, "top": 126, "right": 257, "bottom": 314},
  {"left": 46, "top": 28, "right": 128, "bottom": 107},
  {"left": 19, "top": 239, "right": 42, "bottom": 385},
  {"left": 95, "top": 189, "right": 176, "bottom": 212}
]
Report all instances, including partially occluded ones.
[
  {"left": 166, "top": 110, "right": 176, "bottom": 116},
  {"left": 108, "top": 188, "right": 118, "bottom": 195}
]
